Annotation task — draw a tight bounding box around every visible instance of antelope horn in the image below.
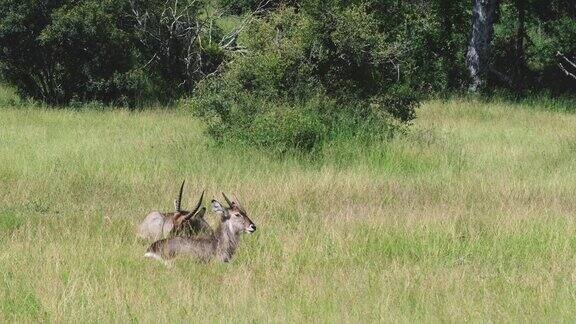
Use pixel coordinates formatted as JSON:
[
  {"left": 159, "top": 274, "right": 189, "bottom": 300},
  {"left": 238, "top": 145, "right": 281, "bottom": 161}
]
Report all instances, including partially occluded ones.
[
  {"left": 190, "top": 190, "right": 205, "bottom": 215},
  {"left": 222, "top": 192, "right": 234, "bottom": 208},
  {"left": 174, "top": 180, "right": 185, "bottom": 212},
  {"left": 233, "top": 194, "right": 246, "bottom": 213},
  {"left": 184, "top": 206, "right": 206, "bottom": 221}
]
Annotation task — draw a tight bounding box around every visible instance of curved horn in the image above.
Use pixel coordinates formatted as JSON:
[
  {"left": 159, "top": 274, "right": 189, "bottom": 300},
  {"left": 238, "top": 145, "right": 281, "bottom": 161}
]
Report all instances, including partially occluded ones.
[
  {"left": 233, "top": 194, "right": 246, "bottom": 213},
  {"left": 196, "top": 206, "right": 206, "bottom": 218},
  {"left": 222, "top": 192, "right": 234, "bottom": 208},
  {"left": 174, "top": 180, "right": 185, "bottom": 212},
  {"left": 190, "top": 190, "right": 205, "bottom": 215},
  {"left": 184, "top": 206, "right": 206, "bottom": 221}
]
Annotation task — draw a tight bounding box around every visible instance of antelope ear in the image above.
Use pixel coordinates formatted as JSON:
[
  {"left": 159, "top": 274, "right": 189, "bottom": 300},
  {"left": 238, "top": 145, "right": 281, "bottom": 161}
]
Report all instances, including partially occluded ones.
[
  {"left": 212, "top": 200, "right": 230, "bottom": 219},
  {"left": 212, "top": 200, "right": 224, "bottom": 213}
]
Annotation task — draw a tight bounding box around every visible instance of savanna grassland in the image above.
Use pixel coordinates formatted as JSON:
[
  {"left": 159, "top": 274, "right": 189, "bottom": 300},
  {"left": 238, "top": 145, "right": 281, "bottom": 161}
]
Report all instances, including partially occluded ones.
[{"left": 1, "top": 93, "right": 576, "bottom": 322}]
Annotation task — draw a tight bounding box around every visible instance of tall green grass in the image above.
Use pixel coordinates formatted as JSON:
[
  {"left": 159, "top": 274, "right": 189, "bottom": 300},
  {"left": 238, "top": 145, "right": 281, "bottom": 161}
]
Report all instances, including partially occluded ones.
[{"left": 0, "top": 93, "right": 576, "bottom": 321}]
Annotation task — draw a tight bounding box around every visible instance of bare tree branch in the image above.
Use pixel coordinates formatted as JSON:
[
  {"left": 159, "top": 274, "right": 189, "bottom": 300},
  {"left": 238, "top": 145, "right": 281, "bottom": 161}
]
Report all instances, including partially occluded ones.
[
  {"left": 128, "top": 0, "right": 273, "bottom": 87},
  {"left": 557, "top": 51, "right": 576, "bottom": 80}
]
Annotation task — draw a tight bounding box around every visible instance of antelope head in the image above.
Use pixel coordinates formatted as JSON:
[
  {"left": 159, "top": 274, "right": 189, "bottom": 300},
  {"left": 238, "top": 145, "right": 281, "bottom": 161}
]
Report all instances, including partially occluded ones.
[{"left": 211, "top": 193, "right": 256, "bottom": 234}]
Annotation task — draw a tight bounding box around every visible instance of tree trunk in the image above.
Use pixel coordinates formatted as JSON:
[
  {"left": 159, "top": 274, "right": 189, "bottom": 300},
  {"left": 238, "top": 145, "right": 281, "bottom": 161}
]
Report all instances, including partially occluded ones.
[{"left": 466, "top": 0, "right": 500, "bottom": 93}]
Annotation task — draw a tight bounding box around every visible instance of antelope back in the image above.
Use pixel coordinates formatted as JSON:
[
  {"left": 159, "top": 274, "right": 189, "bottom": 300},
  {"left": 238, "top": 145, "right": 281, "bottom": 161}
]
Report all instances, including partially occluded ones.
[
  {"left": 138, "top": 181, "right": 209, "bottom": 241},
  {"left": 138, "top": 211, "right": 173, "bottom": 241}
]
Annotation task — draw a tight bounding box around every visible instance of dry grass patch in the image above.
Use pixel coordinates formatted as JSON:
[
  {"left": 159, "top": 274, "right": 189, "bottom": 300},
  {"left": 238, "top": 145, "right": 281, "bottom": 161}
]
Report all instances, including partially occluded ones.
[{"left": 1, "top": 98, "right": 576, "bottom": 321}]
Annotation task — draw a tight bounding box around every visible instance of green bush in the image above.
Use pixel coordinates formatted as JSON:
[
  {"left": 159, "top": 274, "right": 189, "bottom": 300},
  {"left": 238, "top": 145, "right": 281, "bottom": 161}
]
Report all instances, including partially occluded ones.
[
  {"left": 0, "top": 0, "right": 140, "bottom": 105},
  {"left": 218, "top": 0, "right": 296, "bottom": 15},
  {"left": 130, "top": 0, "right": 225, "bottom": 103},
  {"left": 0, "top": 0, "right": 223, "bottom": 106},
  {"left": 188, "top": 6, "right": 418, "bottom": 153},
  {"left": 490, "top": 0, "right": 576, "bottom": 94}
]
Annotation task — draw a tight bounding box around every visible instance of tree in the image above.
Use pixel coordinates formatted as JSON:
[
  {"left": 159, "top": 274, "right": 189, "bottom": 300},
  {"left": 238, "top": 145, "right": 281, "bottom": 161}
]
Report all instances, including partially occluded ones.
[
  {"left": 129, "top": 0, "right": 220, "bottom": 100},
  {"left": 466, "top": 0, "right": 500, "bottom": 93},
  {"left": 0, "top": 0, "right": 136, "bottom": 105},
  {"left": 0, "top": 0, "right": 62, "bottom": 104}
]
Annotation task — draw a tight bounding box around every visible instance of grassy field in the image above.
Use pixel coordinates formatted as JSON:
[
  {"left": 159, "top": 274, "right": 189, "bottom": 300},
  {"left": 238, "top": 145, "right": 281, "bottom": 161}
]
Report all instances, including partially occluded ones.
[{"left": 1, "top": 95, "right": 576, "bottom": 322}]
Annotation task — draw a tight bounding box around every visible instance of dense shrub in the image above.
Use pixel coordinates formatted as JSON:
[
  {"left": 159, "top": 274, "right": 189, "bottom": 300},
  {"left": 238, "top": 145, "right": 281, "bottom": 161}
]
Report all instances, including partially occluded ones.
[
  {"left": 130, "top": 0, "right": 225, "bottom": 102},
  {"left": 188, "top": 6, "right": 418, "bottom": 153},
  {"left": 1, "top": 0, "right": 574, "bottom": 110},
  {"left": 0, "top": 0, "right": 139, "bottom": 105},
  {"left": 388, "top": 1, "right": 471, "bottom": 92},
  {"left": 218, "top": 0, "right": 297, "bottom": 15},
  {"left": 0, "top": 0, "right": 223, "bottom": 105},
  {"left": 491, "top": 0, "right": 576, "bottom": 94}
]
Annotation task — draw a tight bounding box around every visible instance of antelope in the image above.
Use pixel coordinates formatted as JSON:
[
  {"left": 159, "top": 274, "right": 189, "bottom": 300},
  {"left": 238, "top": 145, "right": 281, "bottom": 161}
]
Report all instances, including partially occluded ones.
[
  {"left": 144, "top": 193, "right": 256, "bottom": 265},
  {"left": 137, "top": 180, "right": 213, "bottom": 241}
]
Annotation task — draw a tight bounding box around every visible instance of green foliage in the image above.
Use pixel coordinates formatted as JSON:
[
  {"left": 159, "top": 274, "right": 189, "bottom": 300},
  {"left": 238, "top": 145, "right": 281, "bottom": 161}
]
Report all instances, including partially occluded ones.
[
  {"left": 218, "top": 0, "right": 296, "bottom": 15},
  {"left": 130, "top": 0, "right": 225, "bottom": 102},
  {"left": 0, "top": 0, "right": 224, "bottom": 106},
  {"left": 1, "top": 0, "right": 575, "bottom": 109},
  {"left": 491, "top": 0, "right": 576, "bottom": 94},
  {"left": 189, "top": 6, "right": 418, "bottom": 152},
  {"left": 1, "top": 272, "right": 47, "bottom": 322},
  {"left": 0, "top": 209, "right": 24, "bottom": 234},
  {"left": 0, "top": 83, "right": 24, "bottom": 107},
  {"left": 217, "top": 0, "right": 255, "bottom": 15},
  {"left": 392, "top": 1, "right": 471, "bottom": 92},
  {"left": 0, "top": 0, "right": 140, "bottom": 105}
]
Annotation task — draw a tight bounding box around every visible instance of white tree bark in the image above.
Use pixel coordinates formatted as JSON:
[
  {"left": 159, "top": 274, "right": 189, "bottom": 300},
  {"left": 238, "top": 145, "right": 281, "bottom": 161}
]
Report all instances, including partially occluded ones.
[
  {"left": 557, "top": 51, "right": 576, "bottom": 80},
  {"left": 466, "top": 0, "right": 500, "bottom": 92}
]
